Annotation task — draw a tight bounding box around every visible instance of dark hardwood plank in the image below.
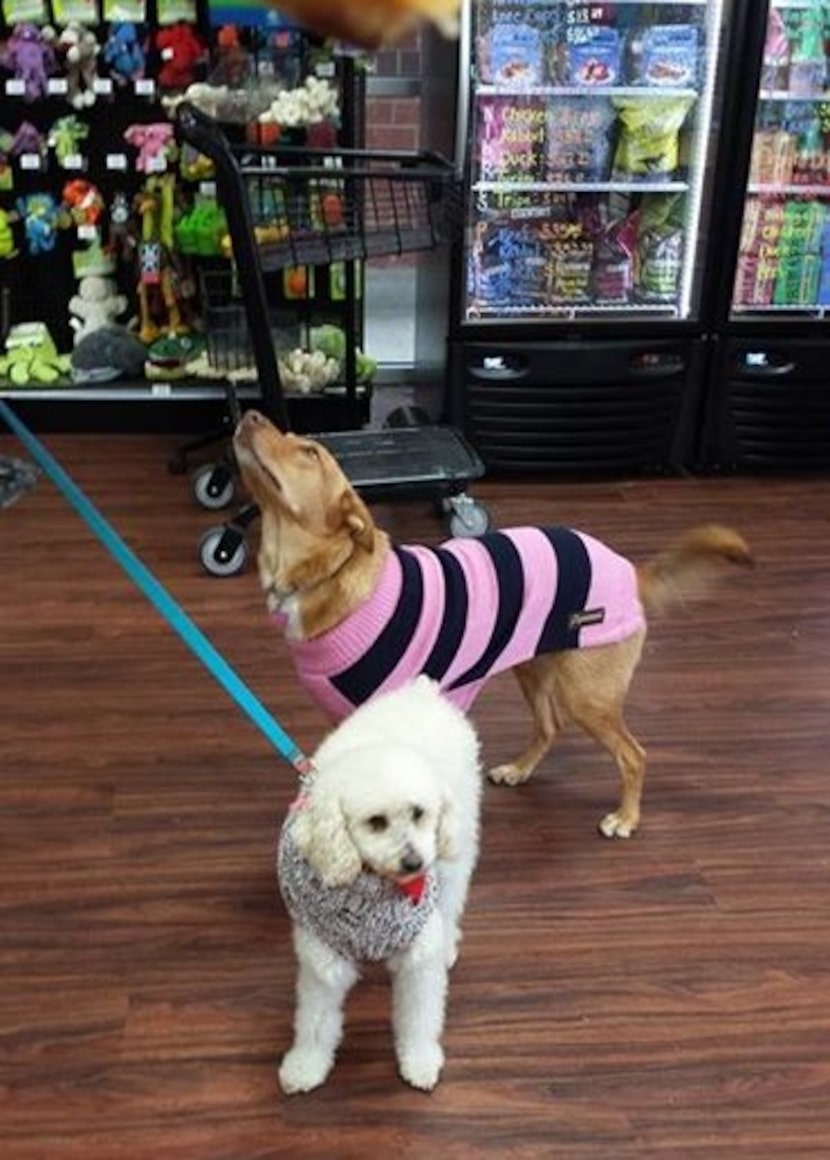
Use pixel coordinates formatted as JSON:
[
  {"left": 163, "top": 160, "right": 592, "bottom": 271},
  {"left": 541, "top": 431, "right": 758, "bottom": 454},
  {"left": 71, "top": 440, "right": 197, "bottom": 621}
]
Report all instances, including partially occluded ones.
[{"left": 2, "top": 431, "right": 830, "bottom": 1157}]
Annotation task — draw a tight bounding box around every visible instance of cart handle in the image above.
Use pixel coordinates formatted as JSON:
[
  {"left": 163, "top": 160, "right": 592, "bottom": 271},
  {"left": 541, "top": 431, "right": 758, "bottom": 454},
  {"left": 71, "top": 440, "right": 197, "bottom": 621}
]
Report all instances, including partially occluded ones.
[{"left": 175, "top": 101, "right": 458, "bottom": 178}]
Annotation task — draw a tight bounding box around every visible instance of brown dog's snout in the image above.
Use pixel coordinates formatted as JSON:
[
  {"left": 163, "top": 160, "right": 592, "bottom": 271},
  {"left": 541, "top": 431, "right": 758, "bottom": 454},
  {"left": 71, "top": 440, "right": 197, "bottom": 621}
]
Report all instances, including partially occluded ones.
[{"left": 236, "top": 409, "right": 266, "bottom": 438}]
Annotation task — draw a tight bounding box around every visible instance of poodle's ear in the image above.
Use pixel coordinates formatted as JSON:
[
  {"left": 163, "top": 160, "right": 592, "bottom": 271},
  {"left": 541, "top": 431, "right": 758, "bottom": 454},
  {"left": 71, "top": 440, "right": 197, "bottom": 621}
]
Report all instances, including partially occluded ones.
[
  {"left": 290, "top": 786, "right": 362, "bottom": 886},
  {"left": 437, "top": 792, "right": 460, "bottom": 861}
]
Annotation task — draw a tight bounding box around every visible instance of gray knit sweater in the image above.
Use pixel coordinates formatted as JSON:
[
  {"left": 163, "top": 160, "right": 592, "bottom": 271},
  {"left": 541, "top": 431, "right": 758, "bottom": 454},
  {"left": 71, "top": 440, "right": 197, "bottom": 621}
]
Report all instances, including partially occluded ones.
[{"left": 277, "top": 814, "right": 438, "bottom": 963}]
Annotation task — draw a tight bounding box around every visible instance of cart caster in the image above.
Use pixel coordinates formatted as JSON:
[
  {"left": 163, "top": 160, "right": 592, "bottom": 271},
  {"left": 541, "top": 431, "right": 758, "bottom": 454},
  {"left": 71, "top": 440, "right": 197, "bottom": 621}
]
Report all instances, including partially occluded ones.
[
  {"left": 199, "top": 525, "right": 249, "bottom": 577},
  {"left": 192, "top": 462, "right": 235, "bottom": 510},
  {"left": 445, "top": 494, "right": 490, "bottom": 539}
]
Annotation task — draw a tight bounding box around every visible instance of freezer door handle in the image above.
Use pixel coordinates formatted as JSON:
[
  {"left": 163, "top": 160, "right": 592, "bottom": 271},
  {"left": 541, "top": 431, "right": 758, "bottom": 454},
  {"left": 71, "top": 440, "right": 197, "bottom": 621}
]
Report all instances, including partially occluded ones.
[
  {"left": 467, "top": 354, "right": 530, "bottom": 382},
  {"left": 737, "top": 351, "right": 797, "bottom": 378},
  {"left": 628, "top": 352, "right": 686, "bottom": 379}
]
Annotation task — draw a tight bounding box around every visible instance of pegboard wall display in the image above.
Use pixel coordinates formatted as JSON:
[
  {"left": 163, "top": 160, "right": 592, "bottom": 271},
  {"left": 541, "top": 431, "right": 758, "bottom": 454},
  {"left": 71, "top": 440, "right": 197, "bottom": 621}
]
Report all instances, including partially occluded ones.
[{"left": 0, "top": 0, "right": 371, "bottom": 429}]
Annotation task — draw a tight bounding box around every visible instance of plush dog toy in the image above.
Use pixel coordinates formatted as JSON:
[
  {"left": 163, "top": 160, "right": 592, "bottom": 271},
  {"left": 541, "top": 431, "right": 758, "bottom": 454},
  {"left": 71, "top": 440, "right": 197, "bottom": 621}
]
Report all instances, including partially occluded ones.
[
  {"left": 103, "top": 22, "right": 145, "bottom": 86},
  {"left": 69, "top": 275, "right": 129, "bottom": 344},
  {"left": 56, "top": 23, "right": 100, "bottom": 109},
  {"left": 154, "top": 22, "right": 206, "bottom": 90},
  {"left": 1, "top": 23, "right": 57, "bottom": 100},
  {"left": 123, "top": 122, "right": 176, "bottom": 172}
]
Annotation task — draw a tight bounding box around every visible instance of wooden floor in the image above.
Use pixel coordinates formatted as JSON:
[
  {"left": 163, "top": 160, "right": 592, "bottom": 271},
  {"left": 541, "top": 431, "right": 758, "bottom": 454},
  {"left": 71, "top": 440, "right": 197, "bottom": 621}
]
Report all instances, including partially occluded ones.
[{"left": 2, "top": 430, "right": 830, "bottom": 1159}]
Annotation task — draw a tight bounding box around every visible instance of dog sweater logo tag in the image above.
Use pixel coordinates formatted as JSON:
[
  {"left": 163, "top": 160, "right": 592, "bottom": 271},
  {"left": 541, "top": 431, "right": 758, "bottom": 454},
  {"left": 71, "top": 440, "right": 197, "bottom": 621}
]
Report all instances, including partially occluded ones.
[{"left": 568, "top": 607, "right": 606, "bottom": 631}]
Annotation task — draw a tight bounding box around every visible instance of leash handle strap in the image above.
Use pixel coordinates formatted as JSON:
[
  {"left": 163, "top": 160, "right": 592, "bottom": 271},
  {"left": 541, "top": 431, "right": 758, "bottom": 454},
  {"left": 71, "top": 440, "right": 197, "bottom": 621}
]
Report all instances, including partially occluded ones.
[{"left": 0, "top": 399, "right": 312, "bottom": 775}]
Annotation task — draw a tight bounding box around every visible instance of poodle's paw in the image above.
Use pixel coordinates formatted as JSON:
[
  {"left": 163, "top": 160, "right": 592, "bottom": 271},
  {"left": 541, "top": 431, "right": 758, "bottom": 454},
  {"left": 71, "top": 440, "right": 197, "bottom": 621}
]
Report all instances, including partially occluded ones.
[
  {"left": 398, "top": 1041, "right": 445, "bottom": 1091},
  {"left": 278, "top": 1046, "right": 334, "bottom": 1094},
  {"left": 487, "top": 762, "right": 532, "bottom": 787},
  {"left": 444, "top": 925, "right": 462, "bottom": 970},
  {"left": 599, "top": 810, "right": 638, "bottom": 840}
]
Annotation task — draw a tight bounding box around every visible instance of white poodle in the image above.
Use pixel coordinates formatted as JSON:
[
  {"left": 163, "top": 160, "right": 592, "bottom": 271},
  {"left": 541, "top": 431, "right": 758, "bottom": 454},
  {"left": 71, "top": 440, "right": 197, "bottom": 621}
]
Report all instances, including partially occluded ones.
[{"left": 277, "top": 676, "right": 482, "bottom": 1094}]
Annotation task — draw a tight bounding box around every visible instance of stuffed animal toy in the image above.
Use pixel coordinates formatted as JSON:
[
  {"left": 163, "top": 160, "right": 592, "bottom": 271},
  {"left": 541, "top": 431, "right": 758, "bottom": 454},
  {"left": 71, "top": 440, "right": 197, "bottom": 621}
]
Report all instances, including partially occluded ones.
[
  {"left": 56, "top": 23, "right": 100, "bottom": 109},
  {"left": 71, "top": 325, "right": 147, "bottom": 383},
  {"left": 123, "top": 122, "right": 176, "bottom": 172},
  {"left": 212, "top": 24, "right": 251, "bottom": 88},
  {"left": 103, "top": 22, "right": 145, "bottom": 86},
  {"left": 62, "top": 179, "right": 105, "bottom": 226},
  {"left": 154, "top": 22, "right": 206, "bottom": 91},
  {"left": 16, "top": 194, "right": 62, "bottom": 254},
  {"left": 10, "top": 120, "right": 46, "bottom": 158},
  {"left": 161, "top": 81, "right": 231, "bottom": 120},
  {"left": 0, "top": 209, "right": 18, "bottom": 259},
  {"left": 0, "top": 323, "right": 71, "bottom": 384},
  {"left": 48, "top": 115, "right": 89, "bottom": 167},
  {"left": 69, "top": 275, "right": 129, "bottom": 344},
  {"left": 0, "top": 23, "right": 57, "bottom": 101},
  {"left": 107, "top": 191, "right": 135, "bottom": 261},
  {"left": 133, "top": 174, "right": 187, "bottom": 343}
]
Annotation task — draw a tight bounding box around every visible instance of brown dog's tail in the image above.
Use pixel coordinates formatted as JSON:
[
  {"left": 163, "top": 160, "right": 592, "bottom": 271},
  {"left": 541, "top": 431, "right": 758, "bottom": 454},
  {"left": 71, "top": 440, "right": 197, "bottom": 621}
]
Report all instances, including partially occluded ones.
[{"left": 637, "top": 524, "right": 754, "bottom": 617}]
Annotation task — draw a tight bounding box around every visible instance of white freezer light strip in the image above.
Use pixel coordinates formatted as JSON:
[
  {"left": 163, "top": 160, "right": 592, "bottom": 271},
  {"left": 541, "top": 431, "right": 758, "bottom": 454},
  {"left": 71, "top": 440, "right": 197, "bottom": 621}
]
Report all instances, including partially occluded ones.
[
  {"left": 472, "top": 181, "right": 690, "bottom": 194},
  {"left": 474, "top": 85, "right": 700, "bottom": 100},
  {"left": 748, "top": 184, "right": 830, "bottom": 196},
  {"left": 679, "top": 0, "right": 725, "bottom": 319}
]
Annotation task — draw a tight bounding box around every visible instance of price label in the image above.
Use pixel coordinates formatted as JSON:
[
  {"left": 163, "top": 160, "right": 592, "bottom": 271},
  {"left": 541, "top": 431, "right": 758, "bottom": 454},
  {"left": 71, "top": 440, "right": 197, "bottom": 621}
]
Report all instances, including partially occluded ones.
[
  {"left": 106, "top": 153, "right": 128, "bottom": 171},
  {"left": 146, "top": 155, "right": 167, "bottom": 173},
  {"left": 62, "top": 154, "right": 84, "bottom": 171},
  {"left": 199, "top": 181, "right": 217, "bottom": 197},
  {"left": 5, "top": 79, "right": 26, "bottom": 96},
  {"left": 315, "top": 61, "right": 336, "bottom": 78},
  {"left": 19, "top": 153, "right": 42, "bottom": 171},
  {"left": 135, "top": 78, "right": 155, "bottom": 97},
  {"left": 151, "top": 382, "right": 173, "bottom": 397},
  {"left": 93, "top": 77, "right": 113, "bottom": 95},
  {"left": 77, "top": 224, "right": 99, "bottom": 241},
  {"left": 48, "top": 77, "right": 69, "bottom": 95}
]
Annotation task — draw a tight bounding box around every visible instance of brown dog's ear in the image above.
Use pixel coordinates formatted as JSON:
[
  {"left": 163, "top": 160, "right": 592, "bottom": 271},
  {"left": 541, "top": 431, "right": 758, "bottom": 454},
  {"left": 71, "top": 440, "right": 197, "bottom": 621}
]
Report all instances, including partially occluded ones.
[{"left": 341, "top": 489, "right": 375, "bottom": 551}]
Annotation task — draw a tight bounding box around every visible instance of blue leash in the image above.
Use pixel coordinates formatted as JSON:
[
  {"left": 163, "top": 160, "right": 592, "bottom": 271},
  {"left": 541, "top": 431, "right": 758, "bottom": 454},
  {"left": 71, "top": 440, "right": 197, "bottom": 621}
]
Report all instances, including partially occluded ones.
[{"left": 0, "top": 399, "right": 312, "bottom": 776}]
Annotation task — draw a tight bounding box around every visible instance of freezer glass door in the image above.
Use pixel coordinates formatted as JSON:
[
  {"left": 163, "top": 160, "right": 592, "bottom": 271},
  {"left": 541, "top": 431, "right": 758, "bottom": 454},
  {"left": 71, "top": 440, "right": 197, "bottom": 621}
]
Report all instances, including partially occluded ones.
[
  {"left": 461, "top": 0, "right": 728, "bottom": 322},
  {"left": 732, "top": 0, "right": 830, "bottom": 319}
]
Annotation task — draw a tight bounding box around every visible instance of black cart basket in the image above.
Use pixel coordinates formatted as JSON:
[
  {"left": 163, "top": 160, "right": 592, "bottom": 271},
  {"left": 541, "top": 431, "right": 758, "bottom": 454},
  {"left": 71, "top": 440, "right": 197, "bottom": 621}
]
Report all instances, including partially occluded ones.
[{"left": 174, "top": 103, "right": 487, "bottom": 575}]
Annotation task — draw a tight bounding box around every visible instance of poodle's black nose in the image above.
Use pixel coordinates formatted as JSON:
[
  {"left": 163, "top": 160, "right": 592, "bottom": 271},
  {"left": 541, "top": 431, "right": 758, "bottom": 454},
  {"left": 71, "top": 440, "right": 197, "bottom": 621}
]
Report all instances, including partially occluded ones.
[{"left": 400, "top": 850, "right": 423, "bottom": 875}]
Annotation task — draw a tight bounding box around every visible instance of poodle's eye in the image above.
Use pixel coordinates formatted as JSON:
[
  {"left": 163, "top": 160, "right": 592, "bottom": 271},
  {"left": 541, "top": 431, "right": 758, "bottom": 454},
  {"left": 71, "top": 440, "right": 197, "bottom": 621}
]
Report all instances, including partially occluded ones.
[
  {"left": 301, "top": 443, "right": 319, "bottom": 460},
  {"left": 411, "top": 805, "right": 425, "bottom": 823},
  {"left": 367, "top": 814, "right": 389, "bottom": 833}
]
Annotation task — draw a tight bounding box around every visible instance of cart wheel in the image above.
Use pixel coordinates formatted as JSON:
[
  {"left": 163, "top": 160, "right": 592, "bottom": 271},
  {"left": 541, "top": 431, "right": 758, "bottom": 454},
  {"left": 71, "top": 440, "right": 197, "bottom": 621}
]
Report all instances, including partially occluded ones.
[
  {"left": 192, "top": 463, "right": 235, "bottom": 510},
  {"left": 199, "top": 525, "right": 249, "bottom": 577},
  {"left": 447, "top": 496, "right": 491, "bottom": 539}
]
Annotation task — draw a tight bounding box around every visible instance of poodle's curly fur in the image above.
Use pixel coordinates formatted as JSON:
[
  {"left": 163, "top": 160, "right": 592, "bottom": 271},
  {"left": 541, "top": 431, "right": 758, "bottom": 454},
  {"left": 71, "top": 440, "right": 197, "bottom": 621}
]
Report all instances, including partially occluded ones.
[{"left": 277, "top": 677, "right": 482, "bottom": 1094}]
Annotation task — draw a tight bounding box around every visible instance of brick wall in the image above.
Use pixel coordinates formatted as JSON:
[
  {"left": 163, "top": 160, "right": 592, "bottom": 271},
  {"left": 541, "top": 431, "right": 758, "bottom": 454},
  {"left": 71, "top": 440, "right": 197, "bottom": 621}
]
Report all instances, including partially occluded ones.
[{"left": 365, "top": 30, "right": 424, "bottom": 153}]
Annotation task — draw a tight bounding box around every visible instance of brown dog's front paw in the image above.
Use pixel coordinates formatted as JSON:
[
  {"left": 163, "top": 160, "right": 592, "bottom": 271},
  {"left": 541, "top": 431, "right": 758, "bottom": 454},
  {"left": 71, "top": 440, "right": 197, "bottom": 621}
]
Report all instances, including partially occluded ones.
[
  {"left": 598, "top": 811, "right": 638, "bottom": 839},
  {"left": 488, "top": 763, "right": 533, "bottom": 787}
]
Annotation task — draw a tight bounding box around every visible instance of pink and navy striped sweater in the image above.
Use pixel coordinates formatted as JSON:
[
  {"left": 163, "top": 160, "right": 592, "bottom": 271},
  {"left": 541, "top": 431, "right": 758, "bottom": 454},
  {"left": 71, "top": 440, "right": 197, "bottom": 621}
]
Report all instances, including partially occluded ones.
[{"left": 275, "top": 526, "right": 645, "bottom": 722}]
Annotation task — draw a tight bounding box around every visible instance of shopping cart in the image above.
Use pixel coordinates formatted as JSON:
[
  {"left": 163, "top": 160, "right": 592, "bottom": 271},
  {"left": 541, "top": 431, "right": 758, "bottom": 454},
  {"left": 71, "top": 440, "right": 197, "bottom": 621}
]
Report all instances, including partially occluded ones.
[{"left": 173, "top": 102, "right": 488, "bottom": 577}]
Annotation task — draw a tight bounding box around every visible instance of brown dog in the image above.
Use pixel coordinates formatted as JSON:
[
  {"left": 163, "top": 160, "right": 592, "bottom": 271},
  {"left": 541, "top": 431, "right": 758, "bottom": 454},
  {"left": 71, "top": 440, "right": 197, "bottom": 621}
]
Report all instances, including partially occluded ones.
[{"left": 233, "top": 410, "right": 753, "bottom": 839}]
